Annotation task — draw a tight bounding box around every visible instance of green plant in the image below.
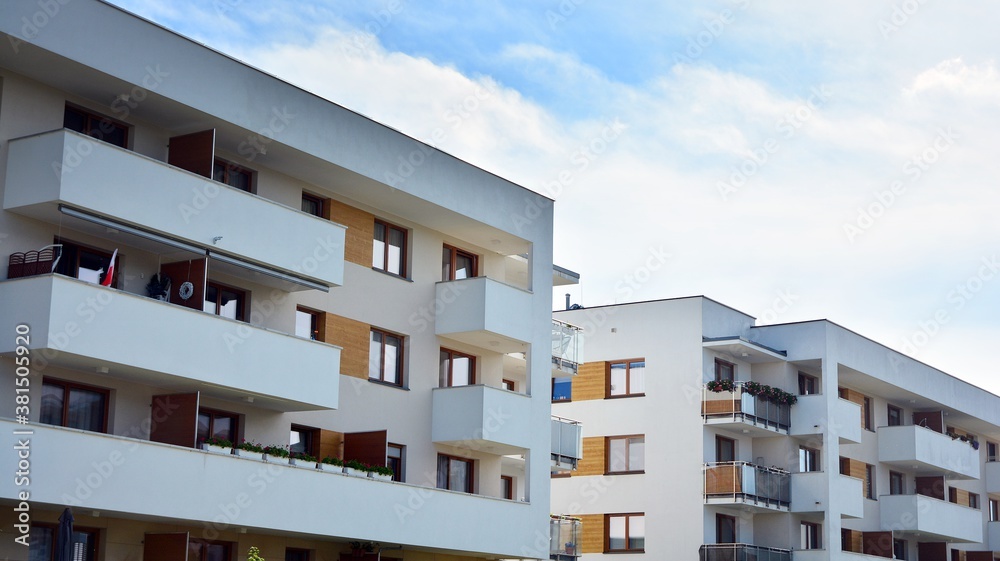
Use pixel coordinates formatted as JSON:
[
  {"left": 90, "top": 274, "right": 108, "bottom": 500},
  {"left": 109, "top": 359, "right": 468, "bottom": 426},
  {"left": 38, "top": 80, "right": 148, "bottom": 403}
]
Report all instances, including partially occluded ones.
[
  {"left": 370, "top": 465, "right": 394, "bottom": 477},
  {"left": 263, "top": 445, "right": 290, "bottom": 458},
  {"left": 321, "top": 456, "right": 344, "bottom": 466},
  {"left": 237, "top": 439, "right": 265, "bottom": 453},
  {"left": 706, "top": 379, "right": 735, "bottom": 393},
  {"left": 344, "top": 459, "right": 367, "bottom": 471},
  {"left": 292, "top": 452, "right": 317, "bottom": 462},
  {"left": 202, "top": 436, "right": 233, "bottom": 448},
  {"left": 247, "top": 546, "right": 265, "bottom": 561}
]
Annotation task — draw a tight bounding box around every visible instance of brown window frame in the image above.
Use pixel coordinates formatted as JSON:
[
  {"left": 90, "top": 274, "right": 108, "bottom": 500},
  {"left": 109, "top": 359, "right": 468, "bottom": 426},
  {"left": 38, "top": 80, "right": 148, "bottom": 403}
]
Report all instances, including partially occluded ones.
[
  {"left": 213, "top": 158, "right": 255, "bottom": 193},
  {"left": 189, "top": 539, "right": 233, "bottom": 561},
  {"left": 799, "top": 446, "right": 820, "bottom": 472},
  {"left": 862, "top": 397, "right": 873, "bottom": 431},
  {"left": 301, "top": 192, "right": 326, "bottom": 217},
  {"left": 501, "top": 475, "right": 514, "bottom": 500},
  {"left": 284, "top": 548, "right": 311, "bottom": 561},
  {"left": 865, "top": 464, "right": 876, "bottom": 499},
  {"left": 716, "top": 435, "right": 736, "bottom": 463},
  {"left": 442, "top": 243, "right": 479, "bottom": 281},
  {"left": 606, "top": 359, "right": 646, "bottom": 399},
  {"left": 369, "top": 327, "right": 405, "bottom": 387},
  {"left": 53, "top": 237, "right": 120, "bottom": 288},
  {"left": 439, "top": 347, "right": 476, "bottom": 387},
  {"left": 606, "top": 435, "right": 645, "bottom": 475},
  {"left": 373, "top": 219, "right": 408, "bottom": 277},
  {"left": 988, "top": 441, "right": 998, "bottom": 462},
  {"left": 893, "top": 539, "right": 907, "bottom": 561},
  {"left": 203, "top": 280, "right": 248, "bottom": 322},
  {"left": 198, "top": 407, "right": 239, "bottom": 445},
  {"left": 887, "top": 404, "right": 902, "bottom": 427},
  {"left": 436, "top": 453, "right": 474, "bottom": 494},
  {"left": 970, "top": 492, "right": 980, "bottom": 509},
  {"left": 30, "top": 523, "right": 101, "bottom": 561},
  {"left": 40, "top": 378, "right": 110, "bottom": 434},
  {"left": 387, "top": 443, "right": 405, "bottom": 482},
  {"left": 605, "top": 512, "right": 645, "bottom": 553},
  {"left": 889, "top": 471, "right": 905, "bottom": 495},
  {"left": 989, "top": 498, "right": 999, "bottom": 521},
  {"left": 714, "top": 358, "right": 735, "bottom": 382},
  {"left": 289, "top": 424, "right": 319, "bottom": 458},
  {"left": 716, "top": 513, "right": 737, "bottom": 543},
  {"left": 798, "top": 372, "right": 818, "bottom": 395},
  {"left": 295, "top": 306, "right": 323, "bottom": 341},
  {"left": 64, "top": 102, "right": 129, "bottom": 148},
  {"left": 801, "top": 521, "right": 822, "bottom": 550},
  {"left": 502, "top": 379, "right": 516, "bottom": 391}
]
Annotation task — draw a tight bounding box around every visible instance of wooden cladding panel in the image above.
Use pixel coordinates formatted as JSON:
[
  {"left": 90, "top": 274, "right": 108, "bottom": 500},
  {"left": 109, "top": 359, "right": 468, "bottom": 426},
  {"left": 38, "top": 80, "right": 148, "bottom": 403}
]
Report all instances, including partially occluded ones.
[
  {"left": 149, "top": 392, "right": 199, "bottom": 448},
  {"left": 862, "top": 531, "right": 893, "bottom": 558},
  {"left": 143, "top": 533, "right": 189, "bottom": 561},
  {"left": 914, "top": 411, "right": 944, "bottom": 433},
  {"left": 317, "top": 429, "right": 344, "bottom": 462},
  {"left": 917, "top": 542, "right": 948, "bottom": 561},
  {"left": 344, "top": 430, "right": 388, "bottom": 467},
  {"left": 574, "top": 437, "right": 606, "bottom": 476},
  {"left": 702, "top": 399, "right": 737, "bottom": 415},
  {"left": 577, "top": 514, "right": 604, "bottom": 554},
  {"left": 573, "top": 361, "right": 606, "bottom": 401},
  {"left": 325, "top": 313, "right": 370, "bottom": 379},
  {"left": 160, "top": 258, "right": 207, "bottom": 311},
  {"left": 916, "top": 476, "right": 946, "bottom": 500},
  {"left": 842, "top": 529, "right": 863, "bottom": 553},
  {"left": 325, "top": 199, "right": 374, "bottom": 268},
  {"left": 966, "top": 552, "right": 993, "bottom": 561},
  {"left": 951, "top": 487, "right": 971, "bottom": 506},
  {"left": 705, "top": 465, "right": 741, "bottom": 494},
  {"left": 167, "top": 129, "right": 214, "bottom": 178}
]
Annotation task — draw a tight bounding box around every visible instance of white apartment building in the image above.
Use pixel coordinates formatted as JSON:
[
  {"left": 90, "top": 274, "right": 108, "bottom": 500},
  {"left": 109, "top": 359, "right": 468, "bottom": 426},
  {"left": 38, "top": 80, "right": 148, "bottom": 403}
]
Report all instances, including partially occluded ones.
[
  {"left": 0, "top": 1, "right": 575, "bottom": 560},
  {"left": 551, "top": 297, "right": 1000, "bottom": 561}
]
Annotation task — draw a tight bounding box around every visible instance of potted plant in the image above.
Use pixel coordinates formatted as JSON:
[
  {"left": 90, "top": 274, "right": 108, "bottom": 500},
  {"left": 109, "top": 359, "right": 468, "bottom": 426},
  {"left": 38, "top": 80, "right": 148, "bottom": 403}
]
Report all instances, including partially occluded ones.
[
  {"left": 235, "top": 439, "right": 265, "bottom": 460},
  {"left": 247, "top": 546, "right": 265, "bottom": 561},
  {"left": 290, "top": 452, "right": 317, "bottom": 468},
  {"left": 348, "top": 542, "right": 377, "bottom": 558},
  {"left": 200, "top": 436, "right": 233, "bottom": 455},
  {"left": 264, "top": 445, "right": 291, "bottom": 464},
  {"left": 320, "top": 456, "right": 344, "bottom": 473},
  {"left": 706, "top": 379, "right": 735, "bottom": 393},
  {"left": 368, "top": 465, "right": 394, "bottom": 482},
  {"left": 344, "top": 459, "right": 368, "bottom": 477}
]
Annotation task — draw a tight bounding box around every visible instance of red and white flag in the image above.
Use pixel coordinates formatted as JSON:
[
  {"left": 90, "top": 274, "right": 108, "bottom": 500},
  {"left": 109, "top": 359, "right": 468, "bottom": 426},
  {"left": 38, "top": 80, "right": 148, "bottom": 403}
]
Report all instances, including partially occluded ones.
[{"left": 101, "top": 249, "right": 118, "bottom": 287}]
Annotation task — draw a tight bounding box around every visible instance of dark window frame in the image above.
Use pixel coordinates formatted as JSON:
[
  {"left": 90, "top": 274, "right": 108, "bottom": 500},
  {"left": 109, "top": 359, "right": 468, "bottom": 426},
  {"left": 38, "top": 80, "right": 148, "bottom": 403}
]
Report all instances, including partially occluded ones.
[
  {"left": 501, "top": 475, "right": 514, "bottom": 500},
  {"left": 439, "top": 347, "right": 476, "bottom": 387},
  {"left": 373, "top": 219, "right": 409, "bottom": 278},
  {"left": 606, "top": 359, "right": 646, "bottom": 398},
  {"left": 64, "top": 102, "right": 129, "bottom": 148},
  {"left": 436, "top": 453, "right": 474, "bottom": 494},
  {"left": 198, "top": 407, "right": 239, "bottom": 445},
  {"left": 989, "top": 498, "right": 999, "bottom": 521},
  {"left": 203, "top": 280, "right": 248, "bottom": 322},
  {"left": 865, "top": 464, "right": 876, "bottom": 499},
  {"left": 893, "top": 539, "right": 907, "bottom": 560},
  {"left": 714, "top": 358, "right": 735, "bottom": 382},
  {"left": 606, "top": 434, "right": 645, "bottom": 475},
  {"left": 40, "top": 378, "right": 110, "bottom": 433},
  {"left": 29, "top": 522, "right": 101, "bottom": 561},
  {"left": 53, "top": 237, "right": 120, "bottom": 288},
  {"left": 289, "top": 424, "right": 318, "bottom": 458},
  {"left": 295, "top": 306, "right": 322, "bottom": 340},
  {"left": 862, "top": 397, "right": 873, "bottom": 431},
  {"left": 301, "top": 192, "right": 326, "bottom": 217},
  {"left": 799, "top": 446, "right": 820, "bottom": 472},
  {"left": 552, "top": 378, "right": 572, "bottom": 402},
  {"left": 212, "top": 158, "right": 255, "bottom": 193},
  {"left": 716, "top": 513, "right": 737, "bottom": 543},
  {"left": 801, "top": 521, "right": 822, "bottom": 550},
  {"left": 798, "top": 372, "right": 818, "bottom": 395},
  {"left": 970, "top": 492, "right": 980, "bottom": 509},
  {"left": 605, "top": 512, "right": 645, "bottom": 553},
  {"left": 502, "top": 379, "right": 516, "bottom": 391},
  {"left": 369, "top": 327, "right": 405, "bottom": 387},
  {"left": 887, "top": 404, "right": 902, "bottom": 427},
  {"left": 988, "top": 441, "right": 998, "bottom": 462},
  {"left": 716, "top": 435, "right": 736, "bottom": 463},
  {"left": 889, "top": 470, "right": 905, "bottom": 495},
  {"left": 387, "top": 443, "right": 405, "bottom": 482},
  {"left": 189, "top": 539, "right": 233, "bottom": 561},
  {"left": 284, "top": 548, "right": 311, "bottom": 561},
  {"left": 442, "top": 243, "right": 479, "bottom": 281}
]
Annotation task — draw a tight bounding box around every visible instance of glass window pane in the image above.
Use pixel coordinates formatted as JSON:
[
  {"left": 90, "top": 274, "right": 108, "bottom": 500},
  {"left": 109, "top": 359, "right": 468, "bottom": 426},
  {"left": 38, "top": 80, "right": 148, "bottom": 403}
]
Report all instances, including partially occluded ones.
[
  {"left": 212, "top": 416, "right": 232, "bottom": 441},
  {"left": 439, "top": 350, "right": 450, "bottom": 388},
  {"left": 455, "top": 253, "right": 474, "bottom": 280},
  {"left": 369, "top": 331, "right": 383, "bottom": 379},
  {"left": 203, "top": 285, "right": 218, "bottom": 314},
  {"left": 629, "top": 361, "right": 645, "bottom": 394},
  {"left": 204, "top": 543, "right": 228, "bottom": 561},
  {"left": 72, "top": 530, "right": 96, "bottom": 561},
  {"left": 373, "top": 223, "right": 386, "bottom": 269},
  {"left": 301, "top": 197, "right": 320, "bottom": 216},
  {"left": 384, "top": 335, "right": 401, "bottom": 385},
  {"left": 218, "top": 289, "right": 240, "bottom": 320},
  {"left": 552, "top": 378, "right": 572, "bottom": 401},
  {"left": 609, "top": 438, "right": 627, "bottom": 472},
  {"left": 290, "top": 429, "right": 307, "bottom": 454},
  {"left": 452, "top": 355, "right": 472, "bottom": 386},
  {"left": 436, "top": 455, "right": 448, "bottom": 489},
  {"left": 387, "top": 227, "right": 404, "bottom": 275},
  {"left": 67, "top": 387, "right": 105, "bottom": 432},
  {"left": 610, "top": 363, "right": 627, "bottom": 396},
  {"left": 41, "top": 383, "right": 64, "bottom": 426},
  {"left": 608, "top": 516, "right": 626, "bottom": 550},
  {"left": 449, "top": 458, "right": 469, "bottom": 492},
  {"left": 628, "top": 516, "right": 645, "bottom": 550},
  {"left": 29, "top": 525, "right": 53, "bottom": 561},
  {"left": 629, "top": 438, "right": 644, "bottom": 471},
  {"left": 213, "top": 162, "right": 226, "bottom": 183},
  {"left": 77, "top": 250, "right": 105, "bottom": 284},
  {"left": 442, "top": 247, "right": 452, "bottom": 281}
]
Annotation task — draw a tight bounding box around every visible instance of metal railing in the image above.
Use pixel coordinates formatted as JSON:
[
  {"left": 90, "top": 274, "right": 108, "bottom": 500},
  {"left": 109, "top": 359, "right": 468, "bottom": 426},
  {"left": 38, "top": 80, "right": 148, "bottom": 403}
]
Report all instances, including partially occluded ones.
[
  {"left": 552, "top": 319, "right": 583, "bottom": 375},
  {"left": 702, "top": 382, "right": 790, "bottom": 431},
  {"left": 699, "top": 544, "right": 792, "bottom": 561},
  {"left": 550, "top": 515, "right": 581, "bottom": 558},
  {"left": 551, "top": 416, "right": 583, "bottom": 470},
  {"left": 703, "top": 462, "right": 790, "bottom": 509}
]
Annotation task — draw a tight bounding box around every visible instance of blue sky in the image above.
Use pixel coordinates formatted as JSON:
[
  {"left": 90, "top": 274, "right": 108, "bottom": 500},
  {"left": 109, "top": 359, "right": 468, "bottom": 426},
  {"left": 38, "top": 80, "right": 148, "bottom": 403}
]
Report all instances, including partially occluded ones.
[{"left": 107, "top": 0, "right": 1000, "bottom": 393}]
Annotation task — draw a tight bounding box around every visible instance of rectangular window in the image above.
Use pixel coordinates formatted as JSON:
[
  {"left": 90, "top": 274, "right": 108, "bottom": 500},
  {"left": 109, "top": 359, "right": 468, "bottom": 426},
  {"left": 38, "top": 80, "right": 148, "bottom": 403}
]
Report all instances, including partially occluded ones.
[
  {"left": 189, "top": 540, "right": 232, "bottom": 561},
  {"left": 213, "top": 158, "right": 253, "bottom": 192},
  {"left": 608, "top": 359, "right": 645, "bottom": 397},
  {"left": 893, "top": 539, "right": 907, "bottom": 561},
  {"left": 888, "top": 404, "right": 902, "bottom": 427},
  {"left": 606, "top": 513, "right": 644, "bottom": 553},
  {"left": 369, "top": 328, "right": 404, "bottom": 386},
  {"left": 387, "top": 443, "right": 405, "bottom": 482},
  {"left": 295, "top": 307, "right": 321, "bottom": 340},
  {"left": 285, "top": 549, "right": 310, "bottom": 561},
  {"left": 29, "top": 524, "right": 99, "bottom": 561},
  {"left": 716, "top": 514, "right": 737, "bottom": 543},
  {"left": 714, "top": 358, "right": 735, "bottom": 382},
  {"left": 949, "top": 487, "right": 958, "bottom": 503},
  {"left": 436, "top": 453, "right": 473, "bottom": 493},
  {"left": 890, "top": 471, "right": 905, "bottom": 495},
  {"left": 203, "top": 281, "right": 246, "bottom": 321},
  {"left": 552, "top": 378, "right": 572, "bottom": 402},
  {"left": 301, "top": 193, "right": 325, "bottom": 217},
  {"left": 862, "top": 397, "right": 873, "bottom": 431},
  {"left": 865, "top": 464, "right": 876, "bottom": 499},
  {"left": 64, "top": 103, "right": 128, "bottom": 148},
  {"left": 988, "top": 441, "right": 998, "bottom": 462},
  {"left": 798, "top": 372, "right": 818, "bottom": 395},
  {"left": 442, "top": 244, "right": 478, "bottom": 281},
  {"left": 501, "top": 475, "right": 514, "bottom": 500},
  {"left": 989, "top": 498, "right": 999, "bottom": 521},
  {"left": 502, "top": 379, "right": 516, "bottom": 391},
  {"left": 197, "top": 408, "right": 238, "bottom": 445},
  {"left": 54, "top": 239, "right": 119, "bottom": 287},
  {"left": 607, "top": 435, "right": 644, "bottom": 474},
  {"left": 40, "top": 379, "right": 109, "bottom": 433},
  {"left": 373, "top": 219, "right": 407, "bottom": 276},
  {"left": 970, "top": 492, "right": 980, "bottom": 509},
  {"left": 289, "top": 425, "right": 317, "bottom": 457},
  {"left": 439, "top": 348, "right": 476, "bottom": 387},
  {"left": 799, "top": 446, "right": 820, "bottom": 472},
  {"left": 716, "top": 435, "right": 736, "bottom": 463},
  {"left": 801, "top": 522, "right": 821, "bottom": 550}
]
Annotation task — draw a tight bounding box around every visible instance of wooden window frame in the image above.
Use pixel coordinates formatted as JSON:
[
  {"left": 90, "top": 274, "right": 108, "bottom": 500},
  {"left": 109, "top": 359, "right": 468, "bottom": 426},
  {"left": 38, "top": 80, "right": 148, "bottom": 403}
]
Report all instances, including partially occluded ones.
[
  {"left": 799, "top": 446, "right": 820, "bottom": 472},
  {"left": 53, "top": 237, "right": 120, "bottom": 288},
  {"left": 437, "top": 453, "right": 474, "bottom": 494},
  {"left": 295, "top": 306, "right": 323, "bottom": 341},
  {"left": 801, "top": 521, "right": 822, "bottom": 550},
  {"left": 284, "top": 549, "right": 311, "bottom": 561},
  {"left": 865, "top": 464, "right": 876, "bottom": 499},
  {"left": 387, "top": 443, "right": 405, "bottom": 482},
  {"left": 440, "top": 347, "right": 476, "bottom": 387},
  {"left": 970, "top": 492, "right": 980, "bottom": 509},
  {"left": 889, "top": 470, "right": 905, "bottom": 495},
  {"left": 798, "top": 372, "right": 818, "bottom": 395},
  {"left": 716, "top": 513, "right": 737, "bottom": 543},
  {"left": 989, "top": 498, "right": 999, "bottom": 522},
  {"left": 606, "top": 358, "right": 646, "bottom": 398},
  {"left": 373, "top": 219, "right": 408, "bottom": 278},
  {"left": 189, "top": 539, "right": 233, "bottom": 561},
  {"left": 606, "top": 435, "right": 645, "bottom": 475},
  {"left": 198, "top": 407, "right": 239, "bottom": 444},
  {"left": 551, "top": 378, "right": 572, "bottom": 402},
  {"left": 204, "top": 280, "right": 247, "bottom": 322},
  {"left": 605, "top": 513, "right": 645, "bottom": 553},
  {"left": 716, "top": 435, "right": 736, "bottom": 463},
  {"left": 301, "top": 192, "right": 326, "bottom": 217},
  {"left": 502, "top": 379, "right": 516, "bottom": 391},
  {"left": 212, "top": 158, "right": 255, "bottom": 193},
  {"left": 40, "top": 378, "right": 110, "bottom": 433},
  {"left": 988, "top": 441, "right": 998, "bottom": 462},
  {"left": 887, "top": 404, "right": 902, "bottom": 427},
  {"left": 289, "top": 424, "right": 319, "bottom": 458},
  {"left": 501, "top": 475, "right": 514, "bottom": 500},
  {"left": 64, "top": 102, "right": 129, "bottom": 148},
  {"left": 30, "top": 523, "right": 101, "bottom": 561},
  {"left": 369, "top": 327, "right": 405, "bottom": 387},
  {"left": 862, "top": 397, "right": 873, "bottom": 431},
  {"left": 893, "top": 539, "right": 907, "bottom": 561},
  {"left": 714, "top": 358, "right": 735, "bottom": 382},
  {"left": 442, "top": 243, "right": 479, "bottom": 281}
]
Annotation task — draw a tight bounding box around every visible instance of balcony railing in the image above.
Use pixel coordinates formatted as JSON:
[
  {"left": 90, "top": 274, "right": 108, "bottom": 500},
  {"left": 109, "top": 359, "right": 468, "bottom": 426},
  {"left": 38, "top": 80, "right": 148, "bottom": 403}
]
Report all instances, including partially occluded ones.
[
  {"left": 550, "top": 515, "right": 581, "bottom": 559},
  {"left": 552, "top": 319, "right": 583, "bottom": 375},
  {"left": 704, "top": 462, "right": 790, "bottom": 510},
  {"left": 702, "top": 382, "right": 791, "bottom": 432},
  {"left": 551, "top": 415, "right": 583, "bottom": 471},
  {"left": 699, "top": 544, "right": 792, "bottom": 561}
]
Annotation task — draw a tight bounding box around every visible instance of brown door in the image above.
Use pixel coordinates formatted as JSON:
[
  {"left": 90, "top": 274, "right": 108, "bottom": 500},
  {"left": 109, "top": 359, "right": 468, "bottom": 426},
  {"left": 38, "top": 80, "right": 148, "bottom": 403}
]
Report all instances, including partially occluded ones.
[
  {"left": 149, "top": 393, "right": 200, "bottom": 448},
  {"left": 861, "top": 531, "right": 892, "bottom": 557},
  {"left": 343, "top": 430, "right": 387, "bottom": 466},
  {"left": 168, "top": 130, "right": 215, "bottom": 178},
  {"left": 144, "top": 533, "right": 189, "bottom": 561},
  {"left": 160, "top": 259, "right": 207, "bottom": 311}
]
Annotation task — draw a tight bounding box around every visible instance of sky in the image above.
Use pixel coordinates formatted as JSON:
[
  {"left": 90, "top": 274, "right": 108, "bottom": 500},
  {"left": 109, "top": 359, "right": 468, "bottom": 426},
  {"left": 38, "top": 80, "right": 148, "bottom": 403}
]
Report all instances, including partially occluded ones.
[{"left": 105, "top": 0, "right": 1000, "bottom": 394}]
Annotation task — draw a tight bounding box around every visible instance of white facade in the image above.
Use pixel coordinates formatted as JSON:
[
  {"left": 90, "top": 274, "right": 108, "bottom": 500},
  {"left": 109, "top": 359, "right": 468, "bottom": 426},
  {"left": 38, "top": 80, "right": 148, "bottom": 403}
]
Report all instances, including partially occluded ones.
[
  {"left": 0, "top": 2, "right": 558, "bottom": 560},
  {"left": 552, "top": 297, "right": 1000, "bottom": 561}
]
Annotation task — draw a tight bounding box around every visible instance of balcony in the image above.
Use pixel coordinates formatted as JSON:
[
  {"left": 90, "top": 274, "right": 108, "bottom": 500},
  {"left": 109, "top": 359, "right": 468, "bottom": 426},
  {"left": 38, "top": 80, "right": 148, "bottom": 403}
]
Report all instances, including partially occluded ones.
[
  {"left": 702, "top": 383, "right": 790, "bottom": 436},
  {"left": 4, "top": 129, "right": 346, "bottom": 290},
  {"left": 703, "top": 462, "right": 790, "bottom": 512},
  {"left": 551, "top": 416, "right": 582, "bottom": 472},
  {"left": 0, "top": 274, "right": 340, "bottom": 411},
  {"left": 877, "top": 425, "right": 980, "bottom": 480},
  {"left": 431, "top": 385, "right": 532, "bottom": 455},
  {"left": 550, "top": 515, "right": 581, "bottom": 559},
  {"left": 699, "top": 544, "right": 791, "bottom": 561},
  {"left": 989, "top": 521, "right": 1000, "bottom": 551},
  {"left": 791, "top": 472, "right": 864, "bottom": 518},
  {"left": 879, "top": 494, "right": 982, "bottom": 543},
  {"left": 552, "top": 319, "right": 582, "bottom": 377},
  {"left": 987, "top": 461, "right": 1000, "bottom": 493},
  {"left": 0, "top": 420, "right": 535, "bottom": 559},
  {"left": 791, "top": 395, "right": 862, "bottom": 444},
  {"left": 434, "top": 277, "right": 533, "bottom": 354}
]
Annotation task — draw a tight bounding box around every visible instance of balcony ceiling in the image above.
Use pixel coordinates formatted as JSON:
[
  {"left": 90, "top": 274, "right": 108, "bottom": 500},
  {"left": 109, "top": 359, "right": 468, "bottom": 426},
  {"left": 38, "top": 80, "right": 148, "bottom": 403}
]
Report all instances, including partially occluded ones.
[{"left": 703, "top": 337, "right": 787, "bottom": 364}]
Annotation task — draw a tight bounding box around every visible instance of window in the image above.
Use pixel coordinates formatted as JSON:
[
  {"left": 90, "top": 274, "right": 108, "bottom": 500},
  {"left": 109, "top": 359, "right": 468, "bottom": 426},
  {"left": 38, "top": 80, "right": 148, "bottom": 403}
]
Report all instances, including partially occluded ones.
[
  {"left": 64, "top": 103, "right": 128, "bottom": 148},
  {"left": 606, "top": 513, "right": 644, "bottom": 553},
  {"left": 607, "top": 435, "right": 644, "bottom": 474},
  {"left": 373, "top": 219, "right": 407, "bottom": 276},
  {"left": 989, "top": 498, "right": 999, "bottom": 522},
  {"left": 552, "top": 378, "right": 572, "bottom": 402},
  {"left": 285, "top": 549, "right": 310, "bottom": 561},
  {"left": 501, "top": 475, "right": 514, "bottom": 500},
  {"left": 988, "top": 441, "right": 998, "bottom": 462},
  {"left": 893, "top": 539, "right": 907, "bottom": 561},
  {"left": 949, "top": 487, "right": 958, "bottom": 503},
  {"left": 29, "top": 524, "right": 99, "bottom": 561},
  {"left": 714, "top": 358, "right": 735, "bottom": 382},
  {"left": 716, "top": 514, "right": 737, "bottom": 543},
  {"left": 608, "top": 359, "right": 645, "bottom": 397},
  {"left": 801, "top": 522, "right": 822, "bottom": 550},
  {"left": 890, "top": 471, "right": 905, "bottom": 495},
  {"left": 369, "top": 328, "right": 404, "bottom": 386},
  {"left": 301, "top": 193, "right": 325, "bottom": 217},
  {"left": 203, "top": 281, "right": 246, "bottom": 321},
  {"left": 862, "top": 397, "right": 873, "bottom": 431},
  {"left": 387, "top": 443, "right": 405, "bottom": 482},
  {"left": 439, "top": 348, "right": 475, "bottom": 387},
  {"left": 716, "top": 436, "right": 736, "bottom": 463},
  {"left": 799, "top": 446, "right": 820, "bottom": 472},
  {"left": 289, "top": 425, "right": 317, "bottom": 457},
  {"left": 502, "top": 379, "right": 516, "bottom": 391},
  {"left": 970, "top": 492, "right": 980, "bottom": 509},
  {"left": 54, "top": 239, "right": 119, "bottom": 286},
  {"left": 189, "top": 540, "right": 232, "bottom": 561},
  {"left": 865, "top": 464, "right": 876, "bottom": 499},
  {"left": 295, "top": 307, "right": 322, "bottom": 340},
  {"left": 442, "top": 244, "right": 478, "bottom": 281},
  {"left": 798, "top": 372, "right": 818, "bottom": 395},
  {"left": 197, "top": 408, "right": 238, "bottom": 445},
  {"left": 213, "top": 158, "right": 253, "bottom": 192},
  {"left": 437, "top": 454, "right": 473, "bottom": 493},
  {"left": 40, "top": 379, "right": 109, "bottom": 433},
  {"left": 887, "top": 404, "right": 902, "bottom": 427}
]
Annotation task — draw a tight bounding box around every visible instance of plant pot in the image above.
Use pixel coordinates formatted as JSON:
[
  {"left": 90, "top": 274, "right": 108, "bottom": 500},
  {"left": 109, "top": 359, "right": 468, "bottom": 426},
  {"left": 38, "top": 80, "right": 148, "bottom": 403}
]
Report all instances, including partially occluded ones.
[
  {"left": 265, "top": 455, "right": 292, "bottom": 465},
  {"left": 318, "top": 462, "right": 342, "bottom": 472},
  {"left": 291, "top": 458, "right": 316, "bottom": 468},
  {"left": 234, "top": 448, "right": 264, "bottom": 460},
  {"left": 369, "top": 473, "right": 392, "bottom": 482},
  {"left": 344, "top": 467, "right": 367, "bottom": 477},
  {"left": 201, "top": 443, "right": 232, "bottom": 455}
]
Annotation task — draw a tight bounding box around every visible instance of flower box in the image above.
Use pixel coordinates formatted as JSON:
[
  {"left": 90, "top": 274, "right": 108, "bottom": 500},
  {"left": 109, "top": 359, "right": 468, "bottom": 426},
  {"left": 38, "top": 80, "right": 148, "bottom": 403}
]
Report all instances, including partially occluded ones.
[
  {"left": 234, "top": 448, "right": 264, "bottom": 460},
  {"left": 201, "top": 443, "right": 232, "bottom": 455},
  {"left": 369, "top": 472, "right": 393, "bottom": 482},
  {"left": 344, "top": 467, "right": 367, "bottom": 477},
  {"left": 290, "top": 457, "right": 316, "bottom": 468}
]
